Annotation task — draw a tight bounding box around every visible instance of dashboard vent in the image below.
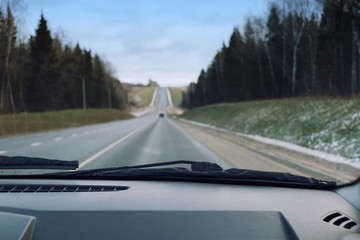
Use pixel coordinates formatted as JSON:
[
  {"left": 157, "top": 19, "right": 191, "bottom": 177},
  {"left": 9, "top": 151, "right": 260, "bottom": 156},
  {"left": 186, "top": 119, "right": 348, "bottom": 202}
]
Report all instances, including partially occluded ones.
[
  {"left": 0, "top": 184, "right": 129, "bottom": 193},
  {"left": 322, "top": 211, "right": 359, "bottom": 231}
]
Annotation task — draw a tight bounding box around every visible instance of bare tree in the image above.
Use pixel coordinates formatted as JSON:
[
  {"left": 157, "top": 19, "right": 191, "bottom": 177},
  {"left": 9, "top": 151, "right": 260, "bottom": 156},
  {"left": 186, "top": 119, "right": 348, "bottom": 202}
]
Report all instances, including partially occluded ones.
[
  {"left": 286, "top": 1, "right": 306, "bottom": 96},
  {"left": 250, "top": 17, "right": 266, "bottom": 96},
  {"left": 283, "top": 0, "right": 320, "bottom": 96}
]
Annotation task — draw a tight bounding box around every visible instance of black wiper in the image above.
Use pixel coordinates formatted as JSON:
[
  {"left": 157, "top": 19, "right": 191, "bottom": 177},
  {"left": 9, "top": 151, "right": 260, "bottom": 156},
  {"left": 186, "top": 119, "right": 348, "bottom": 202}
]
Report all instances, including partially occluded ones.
[
  {"left": 45, "top": 160, "right": 336, "bottom": 187},
  {"left": 0, "top": 156, "right": 79, "bottom": 170},
  {"left": 45, "top": 160, "right": 220, "bottom": 174}
]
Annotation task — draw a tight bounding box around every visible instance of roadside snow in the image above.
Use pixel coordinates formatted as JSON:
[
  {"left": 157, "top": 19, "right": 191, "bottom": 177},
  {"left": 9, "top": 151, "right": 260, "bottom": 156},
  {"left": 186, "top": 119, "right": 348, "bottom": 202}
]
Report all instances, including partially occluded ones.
[
  {"left": 150, "top": 87, "right": 159, "bottom": 107},
  {"left": 166, "top": 88, "right": 173, "bottom": 106},
  {"left": 166, "top": 88, "right": 184, "bottom": 115},
  {"left": 177, "top": 117, "right": 360, "bottom": 169}
]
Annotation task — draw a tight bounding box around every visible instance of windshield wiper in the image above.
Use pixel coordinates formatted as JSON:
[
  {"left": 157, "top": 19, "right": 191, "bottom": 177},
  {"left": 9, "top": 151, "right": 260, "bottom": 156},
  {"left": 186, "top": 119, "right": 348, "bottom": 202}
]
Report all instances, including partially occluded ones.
[
  {"left": 41, "top": 160, "right": 220, "bottom": 174},
  {"left": 43, "top": 160, "right": 336, "bottom": 187},
  {"left": 0, "top": 156, "right": 79, "bottom": 170}
]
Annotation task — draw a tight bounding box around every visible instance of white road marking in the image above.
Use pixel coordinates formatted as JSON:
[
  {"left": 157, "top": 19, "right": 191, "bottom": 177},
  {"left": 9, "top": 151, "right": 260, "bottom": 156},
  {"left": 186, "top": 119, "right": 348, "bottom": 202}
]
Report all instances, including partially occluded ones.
[
  {"left": 79, "top": 126, "right": 144, "bottom": 168},
  {"left": 54, "top": 137, "right": 62, "bottom": 141},
  {"left": 0, "top": 150, "right": 8, "bottom": 154},
  {"left": 30, "top": 142, "right": 41, "bottom": 147},
  {"left": 71, "top": 134, "right": 77, "bottom": 137}
]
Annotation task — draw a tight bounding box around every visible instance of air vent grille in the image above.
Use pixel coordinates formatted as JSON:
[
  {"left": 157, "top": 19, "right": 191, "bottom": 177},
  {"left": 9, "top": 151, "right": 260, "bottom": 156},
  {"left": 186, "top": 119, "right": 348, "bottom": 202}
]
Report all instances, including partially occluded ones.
[
  {"left": 322, "top": 211, "right": 359, "bottom": 231},
  {"left": 0, "top": 184, "right": 129, "bottom": 193}
]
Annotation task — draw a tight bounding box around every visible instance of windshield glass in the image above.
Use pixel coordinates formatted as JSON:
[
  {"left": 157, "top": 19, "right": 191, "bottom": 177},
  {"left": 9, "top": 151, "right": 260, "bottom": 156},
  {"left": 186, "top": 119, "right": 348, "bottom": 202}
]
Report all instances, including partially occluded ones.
[{"left": 0, "top": 0, "right": 359, "bottom": 185}]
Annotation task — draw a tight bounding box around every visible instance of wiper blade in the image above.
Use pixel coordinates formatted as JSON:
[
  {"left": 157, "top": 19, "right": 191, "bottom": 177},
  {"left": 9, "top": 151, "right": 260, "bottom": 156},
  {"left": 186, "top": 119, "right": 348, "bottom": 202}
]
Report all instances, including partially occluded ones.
[
  {"left": 0, "top": 156, "right": 79, "bottom": 170},
  {"left": 53, "top": 160, "right": 221, "bottom": 174},
  {"left": 46, "top": 160, "right": 336, "bottom": 187},
  {"left": 93, "top": 160, "right": 222, "bottom": 171}
]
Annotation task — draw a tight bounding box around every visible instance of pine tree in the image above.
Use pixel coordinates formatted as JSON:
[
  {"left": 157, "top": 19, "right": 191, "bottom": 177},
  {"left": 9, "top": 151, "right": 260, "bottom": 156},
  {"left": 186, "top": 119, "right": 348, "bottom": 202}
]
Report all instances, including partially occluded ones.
[
  {"left": 212, "top": 47, "right": 226, "bottom": 102},
  {"left": 223, "top": 27, "right": 244, "bottom": 102},
  {"left": 317, "top": 0, "right": 352, "bottom": 95},
  {"left": 195, "top": 69, "right": 207, "bottom": 106},
  {"left": 92, "top": 54, "right": 107, "bottom": 108},
  {"left": 27, "top": 13, "right": 54, "bottom": 111},
  {"left": 243, "top": 19, "right": 259, "bottom": 100},
  {"left": 82, "top": 49, "right": 95, "bottom": 107}
]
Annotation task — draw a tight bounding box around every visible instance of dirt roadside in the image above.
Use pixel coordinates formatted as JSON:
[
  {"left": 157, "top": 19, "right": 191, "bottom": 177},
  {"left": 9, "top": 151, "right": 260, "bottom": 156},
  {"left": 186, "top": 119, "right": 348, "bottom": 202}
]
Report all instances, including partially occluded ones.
[{"left": 171, "top": 117, "right": 359, "bottom": 183}]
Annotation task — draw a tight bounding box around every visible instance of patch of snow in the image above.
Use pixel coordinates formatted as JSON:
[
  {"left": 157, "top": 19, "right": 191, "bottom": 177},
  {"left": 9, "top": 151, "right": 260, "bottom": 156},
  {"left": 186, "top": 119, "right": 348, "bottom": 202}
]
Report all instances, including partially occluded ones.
[
  {"left": 351, "top": 112, "right": 360, "bottom": 120},
  {"left": 149, "top": 87, "right": 159, "bottom": 107},
  {"left": 178, "top": 117, "right": 360, "bottom": 169},
  {"left": 166, "top": 88, "right": 174, "bottom": 106},
  {"left": 299, "top": 115, "right": 310, "bottom": 121}
]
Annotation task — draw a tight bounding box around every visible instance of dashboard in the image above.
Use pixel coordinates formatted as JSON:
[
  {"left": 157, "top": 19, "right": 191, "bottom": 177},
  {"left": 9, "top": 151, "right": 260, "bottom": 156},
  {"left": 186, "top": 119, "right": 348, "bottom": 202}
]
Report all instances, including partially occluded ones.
[{"left": 0, "top": 178, "right": 359, "bottom": 240}]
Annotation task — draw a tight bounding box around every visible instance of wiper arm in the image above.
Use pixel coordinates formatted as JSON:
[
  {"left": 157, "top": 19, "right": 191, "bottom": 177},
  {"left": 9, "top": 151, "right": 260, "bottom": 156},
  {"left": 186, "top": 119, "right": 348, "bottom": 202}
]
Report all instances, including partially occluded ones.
[
  {"left": 0, "top": 156, "right": 79, "bottom": 170},
  {"left": 93, "top": 160, "right": 223, "bottom": 172},
  {"left": 48, "top": 160, "right": 221, "bottom": 174},
  {"left": 45, "top": 160, "right": 336, "bottom": 187}
]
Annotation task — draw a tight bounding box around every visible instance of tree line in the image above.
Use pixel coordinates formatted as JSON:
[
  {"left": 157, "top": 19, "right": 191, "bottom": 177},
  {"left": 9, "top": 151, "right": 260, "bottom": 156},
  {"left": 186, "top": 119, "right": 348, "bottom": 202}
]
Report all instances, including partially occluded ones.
[
  {"left": 0, "top": 6, "right": 127, "bottom": 113},
  {"left": 182, "top": 0, "right": 360, "bottom": 109}
]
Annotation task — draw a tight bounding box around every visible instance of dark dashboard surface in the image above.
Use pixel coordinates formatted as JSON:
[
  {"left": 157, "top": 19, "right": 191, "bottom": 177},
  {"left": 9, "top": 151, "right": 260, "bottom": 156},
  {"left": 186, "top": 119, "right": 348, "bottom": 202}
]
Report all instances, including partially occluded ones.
[{"left": 0, "top": 178, "right": 359, "bottom": 240}]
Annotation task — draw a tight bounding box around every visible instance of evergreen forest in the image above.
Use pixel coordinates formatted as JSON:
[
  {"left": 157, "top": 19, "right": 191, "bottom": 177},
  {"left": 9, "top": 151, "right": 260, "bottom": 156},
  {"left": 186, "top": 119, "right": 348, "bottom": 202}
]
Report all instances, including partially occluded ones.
[
  {"left": 0, "top": 7, "right": 127, "bottom": 113},
  {"left": 182, "top": 0, "right": 360, "bottom": 108}
]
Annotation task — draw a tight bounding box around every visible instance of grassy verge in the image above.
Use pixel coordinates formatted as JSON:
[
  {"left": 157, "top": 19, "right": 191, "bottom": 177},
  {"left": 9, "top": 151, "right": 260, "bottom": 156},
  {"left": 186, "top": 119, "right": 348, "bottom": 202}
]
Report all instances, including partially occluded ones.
[
  {"left": 169, "top": 87, "right": 183, "bottom": 106},
  {"left": 137, "top": 86, "right": 155, "bottom": 106},
  {"left": 0, "top": 109, "right": 133, "bottom": 138},
  {"left": 181, "top": 98, "right": 360, "bottom": 159}
]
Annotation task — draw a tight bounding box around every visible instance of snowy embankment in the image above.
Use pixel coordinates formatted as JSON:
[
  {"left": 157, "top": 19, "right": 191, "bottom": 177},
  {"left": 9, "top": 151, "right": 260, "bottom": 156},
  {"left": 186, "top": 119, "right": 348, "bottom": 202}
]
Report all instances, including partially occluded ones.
[
  {"left": 180, "top": 99, "right": 360, "bottom": 169},
  {"left": 166, "top": 88, "right": 174, "bottom": 106}
]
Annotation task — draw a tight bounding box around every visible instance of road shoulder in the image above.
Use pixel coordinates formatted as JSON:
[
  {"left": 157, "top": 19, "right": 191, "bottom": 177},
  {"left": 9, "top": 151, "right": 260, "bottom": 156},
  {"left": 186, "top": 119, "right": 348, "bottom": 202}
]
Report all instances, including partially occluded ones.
[{"left": 171, "top": 117, "right": 359, "bottom": 183}]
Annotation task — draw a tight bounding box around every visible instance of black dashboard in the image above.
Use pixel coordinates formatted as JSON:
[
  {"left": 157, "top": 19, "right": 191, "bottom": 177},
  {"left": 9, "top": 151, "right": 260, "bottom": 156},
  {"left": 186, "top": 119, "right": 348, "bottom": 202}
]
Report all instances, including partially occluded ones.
[{"left": 0, "top": 178, "right": 359, "bottom": 240}]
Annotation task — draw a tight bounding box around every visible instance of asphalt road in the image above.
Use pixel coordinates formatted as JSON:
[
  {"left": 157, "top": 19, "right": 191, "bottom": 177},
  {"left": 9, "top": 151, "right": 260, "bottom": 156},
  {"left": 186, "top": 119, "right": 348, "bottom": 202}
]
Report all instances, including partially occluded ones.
[
  {"left": 0, "top": 88, "right": 232, "bottom": 170},
  {"left": 0, "top": 88, "right": 354, "bottom": 182}
]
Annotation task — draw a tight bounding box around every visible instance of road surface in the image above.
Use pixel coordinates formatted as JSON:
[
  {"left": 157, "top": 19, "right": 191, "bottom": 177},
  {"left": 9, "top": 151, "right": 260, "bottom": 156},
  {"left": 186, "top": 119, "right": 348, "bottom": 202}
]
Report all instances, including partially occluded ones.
[
  {"left": 0, "top": 88, "right": 354, "bottom": 182},
  {"left": 0, "top": 88, "right": 232, "bottom": 170}
]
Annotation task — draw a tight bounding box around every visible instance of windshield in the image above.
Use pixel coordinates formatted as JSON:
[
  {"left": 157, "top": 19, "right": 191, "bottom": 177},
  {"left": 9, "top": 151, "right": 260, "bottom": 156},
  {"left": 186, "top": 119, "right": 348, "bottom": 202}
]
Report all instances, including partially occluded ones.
[{"left": 0, "top": 0, "right": 359, "bottom": 185}]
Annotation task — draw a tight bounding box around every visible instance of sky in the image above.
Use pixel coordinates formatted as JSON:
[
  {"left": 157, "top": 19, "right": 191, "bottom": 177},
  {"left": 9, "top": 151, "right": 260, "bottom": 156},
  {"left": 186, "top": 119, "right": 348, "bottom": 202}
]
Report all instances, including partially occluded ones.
[{"left": 20, "top": 0, "right": 270, "bottom": 87}]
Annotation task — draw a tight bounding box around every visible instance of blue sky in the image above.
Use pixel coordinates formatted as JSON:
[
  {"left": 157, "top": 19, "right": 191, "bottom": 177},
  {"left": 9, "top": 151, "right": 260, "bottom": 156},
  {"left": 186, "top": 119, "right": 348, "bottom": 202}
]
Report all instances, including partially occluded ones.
[{"left": 22, "top": 0, "right": 270, "bottom": 86}]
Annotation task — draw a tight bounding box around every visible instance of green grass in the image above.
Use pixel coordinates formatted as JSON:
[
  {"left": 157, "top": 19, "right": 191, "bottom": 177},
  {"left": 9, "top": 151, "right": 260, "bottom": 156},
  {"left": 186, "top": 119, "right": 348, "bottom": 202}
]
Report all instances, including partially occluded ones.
[
  {"left": 169, "top": 87, "right": 183, "bottom": 107},
  {"left": 137, "top": 86, "right": 155, "bottom": 106},
  {"left": 181, "top": 98, "right": 360, "bottom": 159},
  {"left": 0, "top": 109, "right": 133, "bottom": 138}
]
